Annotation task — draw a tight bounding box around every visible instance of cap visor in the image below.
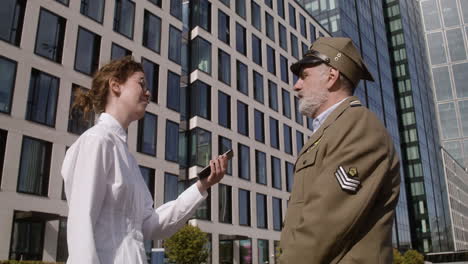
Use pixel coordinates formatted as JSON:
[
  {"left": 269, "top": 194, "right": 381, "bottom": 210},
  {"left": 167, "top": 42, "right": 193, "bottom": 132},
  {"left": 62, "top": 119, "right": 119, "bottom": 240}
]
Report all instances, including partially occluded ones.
[{"left": 290, "top": 56, "right": 324, "bottom": 76}]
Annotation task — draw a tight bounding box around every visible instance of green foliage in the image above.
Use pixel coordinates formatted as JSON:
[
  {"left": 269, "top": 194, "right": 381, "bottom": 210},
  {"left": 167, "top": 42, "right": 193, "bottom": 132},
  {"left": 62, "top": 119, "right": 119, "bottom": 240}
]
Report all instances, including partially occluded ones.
[
  {"left": 393, "top": 248, "right": 404, "bottom": 264},
  {"left": 164, "top": 224, "right": 209, "bottom": 264},
  {"left": 403, "top": 250, "right": 424, "bottom": 264}
]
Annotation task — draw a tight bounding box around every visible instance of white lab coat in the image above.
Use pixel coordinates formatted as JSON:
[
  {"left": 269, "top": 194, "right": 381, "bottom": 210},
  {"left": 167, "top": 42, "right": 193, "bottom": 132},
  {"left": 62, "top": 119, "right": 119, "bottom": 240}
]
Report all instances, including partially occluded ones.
[{"left": 61, "top": 113, "right": 207, "bottom": 264}]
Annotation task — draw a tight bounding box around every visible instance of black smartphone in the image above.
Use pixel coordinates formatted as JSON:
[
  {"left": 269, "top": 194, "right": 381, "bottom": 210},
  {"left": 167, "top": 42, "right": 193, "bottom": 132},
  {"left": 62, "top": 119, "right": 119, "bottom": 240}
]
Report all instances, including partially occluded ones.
[{"left": 197, "top": 149, "right": 234, "bottom": 179}]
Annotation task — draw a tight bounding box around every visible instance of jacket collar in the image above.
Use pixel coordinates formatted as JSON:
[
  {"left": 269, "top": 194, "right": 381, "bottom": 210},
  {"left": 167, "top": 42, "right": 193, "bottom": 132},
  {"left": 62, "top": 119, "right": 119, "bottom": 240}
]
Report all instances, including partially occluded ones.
[
  {"left": 98, "top": 113, "right": 127, "bottom": 142},
  {"left": 298, "top": 96, "right": 360, "bottom": 157}
]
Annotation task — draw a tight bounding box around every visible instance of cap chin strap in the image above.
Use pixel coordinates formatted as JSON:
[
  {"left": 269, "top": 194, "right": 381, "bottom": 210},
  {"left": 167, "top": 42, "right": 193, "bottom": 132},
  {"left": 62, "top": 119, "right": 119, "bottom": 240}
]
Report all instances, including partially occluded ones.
[{"left": 306, "top": 49, "right": 331, "bottom": 64}]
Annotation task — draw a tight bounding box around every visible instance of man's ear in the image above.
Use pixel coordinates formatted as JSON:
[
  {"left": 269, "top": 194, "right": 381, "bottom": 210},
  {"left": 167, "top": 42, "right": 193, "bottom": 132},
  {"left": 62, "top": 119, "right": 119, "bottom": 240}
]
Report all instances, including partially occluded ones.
[
  {"left": 327, "top": 67, "right": 340, "bottom": 91},
  {"left": 108, "top": 77, "right": 121, "bottom": 96}
]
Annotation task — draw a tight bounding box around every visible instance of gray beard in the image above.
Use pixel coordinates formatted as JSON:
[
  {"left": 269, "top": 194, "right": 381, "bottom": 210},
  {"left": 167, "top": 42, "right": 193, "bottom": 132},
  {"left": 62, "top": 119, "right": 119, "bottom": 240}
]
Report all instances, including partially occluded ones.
[{"left": 299, "top": 92, "right": 329, "bottom": 117}]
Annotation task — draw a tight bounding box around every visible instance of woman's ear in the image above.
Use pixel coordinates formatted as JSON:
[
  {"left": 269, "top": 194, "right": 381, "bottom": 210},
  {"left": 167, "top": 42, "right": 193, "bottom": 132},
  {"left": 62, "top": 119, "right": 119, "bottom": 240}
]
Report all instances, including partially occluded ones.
[{"left": 108, "top": 77, "right": 121, "bottom": 96}]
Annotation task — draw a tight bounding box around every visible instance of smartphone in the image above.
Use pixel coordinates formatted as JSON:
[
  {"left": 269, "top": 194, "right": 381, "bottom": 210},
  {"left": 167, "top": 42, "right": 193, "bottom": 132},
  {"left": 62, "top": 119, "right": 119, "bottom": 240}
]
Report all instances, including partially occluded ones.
[{"left": 197, "top": 149, "right": 234, "bottom": 179}]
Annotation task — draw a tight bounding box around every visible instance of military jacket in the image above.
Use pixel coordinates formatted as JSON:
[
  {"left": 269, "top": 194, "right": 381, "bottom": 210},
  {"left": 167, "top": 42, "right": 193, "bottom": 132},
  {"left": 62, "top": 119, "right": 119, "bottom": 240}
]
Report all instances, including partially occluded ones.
[{"left": 279, "top": 96, "right": 400, "bottom": 264}]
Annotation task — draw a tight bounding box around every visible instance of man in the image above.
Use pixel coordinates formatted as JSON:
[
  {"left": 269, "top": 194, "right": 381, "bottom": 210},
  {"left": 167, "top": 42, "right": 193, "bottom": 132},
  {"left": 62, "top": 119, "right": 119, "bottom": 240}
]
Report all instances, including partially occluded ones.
[{"left": 279, "top": 37, "right": 400, "bottom": 263}]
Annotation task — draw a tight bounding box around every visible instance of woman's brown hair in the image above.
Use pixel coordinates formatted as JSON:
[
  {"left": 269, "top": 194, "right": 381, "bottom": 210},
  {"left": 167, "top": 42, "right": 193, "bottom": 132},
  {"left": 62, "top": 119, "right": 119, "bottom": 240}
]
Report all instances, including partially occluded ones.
[{"left": 71, "top": 56, "right": 144, "bottom": 120}]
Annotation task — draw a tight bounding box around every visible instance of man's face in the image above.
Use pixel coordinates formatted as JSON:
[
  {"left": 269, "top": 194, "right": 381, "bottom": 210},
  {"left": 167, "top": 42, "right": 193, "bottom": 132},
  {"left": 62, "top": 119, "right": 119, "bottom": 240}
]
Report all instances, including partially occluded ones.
[{"left": 293, "top": 64, "right": 330, "bottom": 118}]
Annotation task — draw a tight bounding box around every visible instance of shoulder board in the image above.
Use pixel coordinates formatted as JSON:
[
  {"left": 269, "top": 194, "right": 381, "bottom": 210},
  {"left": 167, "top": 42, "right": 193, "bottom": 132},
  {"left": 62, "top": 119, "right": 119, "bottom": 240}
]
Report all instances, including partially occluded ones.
[{"left": 349, "top": 100, "right": 362, "bottom": 107}]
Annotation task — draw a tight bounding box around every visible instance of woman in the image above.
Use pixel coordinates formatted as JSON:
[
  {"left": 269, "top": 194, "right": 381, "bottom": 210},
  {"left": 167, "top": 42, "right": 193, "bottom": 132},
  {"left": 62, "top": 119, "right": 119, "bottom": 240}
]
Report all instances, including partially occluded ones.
[{"left": 61, "top": 56, "right": 227, "bottom": 264}]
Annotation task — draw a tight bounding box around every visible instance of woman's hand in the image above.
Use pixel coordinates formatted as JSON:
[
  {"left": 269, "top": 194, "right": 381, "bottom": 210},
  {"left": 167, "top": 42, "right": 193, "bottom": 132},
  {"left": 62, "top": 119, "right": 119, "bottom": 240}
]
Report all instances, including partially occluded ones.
[{"left": 196, "top": 155, "right": 228, "bottom": 193}]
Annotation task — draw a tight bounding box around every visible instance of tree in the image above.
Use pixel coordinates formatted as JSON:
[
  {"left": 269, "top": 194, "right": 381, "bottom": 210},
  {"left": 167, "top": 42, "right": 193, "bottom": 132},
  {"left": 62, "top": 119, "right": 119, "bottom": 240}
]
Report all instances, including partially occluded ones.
[
  {"left": 393, "top": 248, "right": 404, "bottom": 264},
  {"left": 164, "top": 224, "right": 209, "bottom": 264},
  {"left": 403, "top": 249, "right": 424, "bottom": 264}
]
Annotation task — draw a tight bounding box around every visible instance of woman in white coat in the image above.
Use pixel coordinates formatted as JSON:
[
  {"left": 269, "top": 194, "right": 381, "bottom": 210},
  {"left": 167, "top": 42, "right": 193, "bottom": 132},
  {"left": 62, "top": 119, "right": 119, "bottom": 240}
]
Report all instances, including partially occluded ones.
[{"left": 61, "top": 56, "right": 228, "bottom": 264}]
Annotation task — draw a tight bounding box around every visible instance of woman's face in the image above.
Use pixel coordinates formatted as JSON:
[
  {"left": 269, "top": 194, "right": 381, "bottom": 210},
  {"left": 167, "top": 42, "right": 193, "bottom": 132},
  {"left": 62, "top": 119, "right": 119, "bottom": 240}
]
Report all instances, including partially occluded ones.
[{"left": 118, "top": 71, "right": 151, "bottom": 121}]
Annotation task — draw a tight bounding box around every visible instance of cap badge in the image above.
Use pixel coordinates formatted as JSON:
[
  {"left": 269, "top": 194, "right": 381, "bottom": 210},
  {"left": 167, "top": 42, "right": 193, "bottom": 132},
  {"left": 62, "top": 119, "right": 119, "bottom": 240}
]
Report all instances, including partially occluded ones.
[{"left": 334, "top": 53, "right": 342, "bottom": 61}]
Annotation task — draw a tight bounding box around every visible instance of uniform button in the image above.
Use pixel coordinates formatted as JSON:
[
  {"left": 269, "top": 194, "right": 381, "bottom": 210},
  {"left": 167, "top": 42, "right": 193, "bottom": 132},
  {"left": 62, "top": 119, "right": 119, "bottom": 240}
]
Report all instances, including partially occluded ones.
[{"left": 303, "top": 160, "right": 307, "bottom": 164}]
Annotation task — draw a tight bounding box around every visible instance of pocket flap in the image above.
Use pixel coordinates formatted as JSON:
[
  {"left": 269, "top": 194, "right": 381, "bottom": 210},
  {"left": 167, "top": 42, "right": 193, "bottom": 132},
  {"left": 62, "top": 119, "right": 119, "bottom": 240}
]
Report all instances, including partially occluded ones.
[{"left": 295, "top": 145, "right": 319, "bottom": 173}]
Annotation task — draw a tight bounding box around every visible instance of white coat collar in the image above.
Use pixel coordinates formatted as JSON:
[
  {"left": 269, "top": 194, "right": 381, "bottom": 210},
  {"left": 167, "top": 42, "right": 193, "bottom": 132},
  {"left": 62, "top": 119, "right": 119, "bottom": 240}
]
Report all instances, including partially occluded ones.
[{"left": 98, "top": 113, "right": 128, "bottom": 142}]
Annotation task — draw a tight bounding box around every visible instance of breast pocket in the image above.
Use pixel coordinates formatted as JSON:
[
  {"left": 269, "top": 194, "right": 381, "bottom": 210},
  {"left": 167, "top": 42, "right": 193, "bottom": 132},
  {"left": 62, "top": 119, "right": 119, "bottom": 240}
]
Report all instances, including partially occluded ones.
[{"left": 295, "top": 145, "right": 319, "bottom": 173}]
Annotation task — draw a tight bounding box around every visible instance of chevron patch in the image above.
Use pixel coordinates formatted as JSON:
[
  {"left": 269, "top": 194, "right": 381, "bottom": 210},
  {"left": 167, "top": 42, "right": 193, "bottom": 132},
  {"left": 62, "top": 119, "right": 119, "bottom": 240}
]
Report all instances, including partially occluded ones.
[{"left": 335, "top": 166, "right": 361, "bottom": 193}]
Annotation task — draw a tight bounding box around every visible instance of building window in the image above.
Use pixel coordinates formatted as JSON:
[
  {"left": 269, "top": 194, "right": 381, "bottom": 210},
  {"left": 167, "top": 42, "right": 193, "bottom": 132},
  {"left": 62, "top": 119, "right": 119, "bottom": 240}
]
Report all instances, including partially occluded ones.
[
  {"left": 453, "top": 62, "right": 468, "bottom": 98},
  {"left": 271, "top": 156, "right": 281, "bottom": 190},
  {"left": 190, "top": 127, "right": 212, "bottom": 167},
  {"left": 9, "top": 211, "right": 45, "bottom": 260},
  {"left": 290, "top": 34, "right": 299, "bottom": 59},
  {"left": 218, "top": 91, "right": 231, "bottom": 129},
  {"left": 220, "top": 0, "right": 229, "bottom": 6},
  {"left": 280, "top": 56, "right": 289, "bottom": 84},
  {"left": 137, "top": 112, "right": 158, "bottom": 156},
  {"left": 219, "top": 235, "right": 234, "bottom": 264},
  {"left": 149, "top": 0, "right": 162, "bottom": 7},
  {"left": 284, "top": 124, "right": 292, "bottom": 155},
  {"left": 296, "top": 130, "right": 304, "bottom": 155},
  {"left": 168, "top": 26, "right": 182, "bottom": 65},
  {"left": 165, "top": 120, "right": 179, "bottom": 163},
  {"left": 288, "top": 3, "right": 296, "bottom": 28},
  {"left": 218, "top": 10, "right": 230, "bottom": 44},
  {"left": 140, "top": 166, "right": 155, "bottom": 199},
  {"left": 237, "top": 101, "right": 249, "bottom": 136},
  {"left": 238, "top": 188, "right": 251, "bottom": 226},
  {"left": 282, "top": 88, "right": 291, "bottom": 118},
  {"left": 258, "top": 239, "right": 269, "bottom": 264},
  {"left": 191, "top": 36, "right": 212, "bottom": 74},
  {"left": 268, "top": 80, "right": 278, "bottom": 112},
  {"left": 219, "top": 136, "right": 232, "bottom": 175},
  {"left": 167, "top": 71, "right": 180, "bottom": 112},
  {"left": 170, "top": 0, "right": 182, "bottom": 19},
  {"left": 256, "top": 193, "right": 267, "bottom": 228},
  {"left": 110, "top": 43, "right": 131, "bottom": 60},
  {"left": 251, "top": 1, "right": 261, "bottom": 30},
  {"left": 236, "top": 0, "right": 246, "bottom": 19},
  {"left": 277, "top": 0, "right": 285, "bottom": 18},
  {"left": 239, "top": 239, "right": 252, "bottom": 264},
  {"left": 17, "top": 136, "right": 52, "bottom": 196},
  {"left": 252, "top": 34, "right": 262, "bottom": 66},
  {"left": 302, "top": 42, "right": 308, "bottom": 57},
  {"left": 219, "top": 183, "right": 232, "bottom": 223},
  {"left": 237, "top": 60, "right": 248, "bottom": 95},
  {"left": 270, "top": 117, "right": 279, "bottom": 149},
  {"left": 0, "top": 56, "right": 17, "bottom": 114},
  {"left": 253, "top": 71, "right": 264, "bottom": 103},
  {"left": 26, "top": 69, "right": 59, "bottom": 127},
  {"left": 279, "top": 23, "right": 287, "bottom": 51},
  {"left": 286, "top": 161, "right": 294, "bottom": 192},
  {"left": 68, "top": 85, "right": 94, "bottom": 135},
  {"left": 80, "top": 0, "right": 105, "bottom": 23},
  {"left": 34, "top": 9, "right": 66, "bottom": 63},
  {"left": 310, "top": 23, "right": 316, "bottom": 42},
  {"left": 236, "top": 23, "right": 247, "bottom": 55},
  {"left": 294, "top": 96, "right": 303, "bottom": 125},
  {"left": 190, "top": 80, "right": 211, "bottom": 120},
  {"left": 113, "top": 0, "right": 135, "bottom": 39},
  {"left": 238, "top": 143, "right": 250, "bottom": 180},
  {"left": 307, "top": 117, "right": 313, "bottom": 131},
  {"left": 143, "top": 10, "right": 161, "bottom": 53},
  {"left": 254, "top": 109, "right": 265, "bottom": 143},
  {"left": 266, "top": 13, "right": 274, "bottom": 41},
  {"left": 164, "top": 172, "right": 179, "bottom": 202},
  {"left": 56, "top": 218, "right": 68, "bottom": 262},
  {"left": 192, "top": 0, "right": 211, "bottom": 32},
  {"left": 438, "top": 103, "right": 460, "bottom": 140},
  {"left": 0, "top": 0, "right": 26, "bottom": 46},
  {"left": 255, "top": 150, "right": 267, "bottom": 185},
  {"left": 0, "top": 129, "right": 7, "bottom": 185},
  {"left": 74, "top": 27, "right": 101, "bottom": 76},
  {"left": 218, "top": 49, "right": 231, "bottom": 85},
  {"left": 273, "top": 197, "right": 282, "bottom": 231},
  {"left": 300, "top": 14, "right": 307, "bottom": 38},
  {"left": 267, "top": 45, "right": 276, "bottom": 75},
  {"left": 195, "top": 187, "right": 211, "bottom": 220},
  {"left": 141, "top": 58, "right": 159, "bottom": 103}
]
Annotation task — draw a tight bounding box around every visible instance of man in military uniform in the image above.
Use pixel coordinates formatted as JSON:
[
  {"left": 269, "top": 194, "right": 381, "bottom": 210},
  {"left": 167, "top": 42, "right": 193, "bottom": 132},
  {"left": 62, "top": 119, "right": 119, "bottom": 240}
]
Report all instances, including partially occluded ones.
[{"left": 279, "top": 37, "right": 400, "bottom": 263}]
